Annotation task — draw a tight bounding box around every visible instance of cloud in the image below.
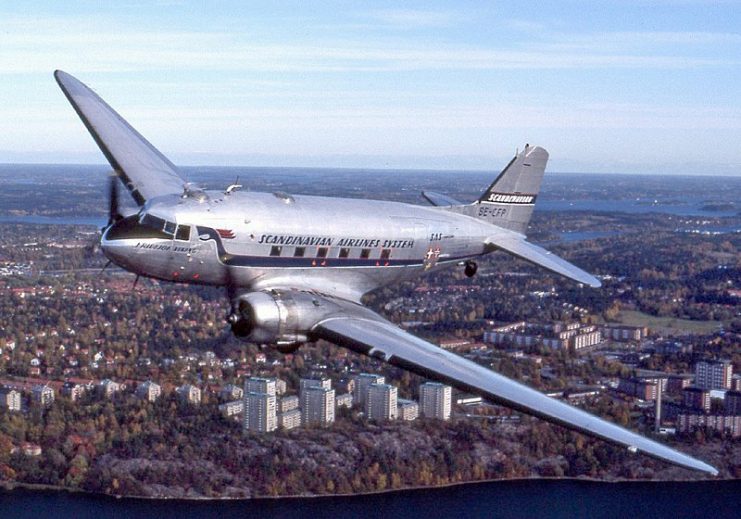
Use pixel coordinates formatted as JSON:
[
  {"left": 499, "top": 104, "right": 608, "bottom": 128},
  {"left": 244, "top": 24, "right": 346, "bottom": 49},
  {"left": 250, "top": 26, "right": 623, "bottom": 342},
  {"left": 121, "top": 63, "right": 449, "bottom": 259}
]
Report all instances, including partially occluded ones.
[
  {"left": 1, "top": 12, "right": 737, "bottom": 75},
  {"left": 362, "top": 8, "right": 462, "bottom": 29}
]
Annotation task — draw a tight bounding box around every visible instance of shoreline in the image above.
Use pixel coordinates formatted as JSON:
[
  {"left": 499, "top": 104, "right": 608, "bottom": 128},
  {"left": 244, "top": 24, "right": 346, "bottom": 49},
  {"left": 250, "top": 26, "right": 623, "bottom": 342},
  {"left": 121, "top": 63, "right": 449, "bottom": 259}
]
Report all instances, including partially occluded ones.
[{"left": 1, "top": 474, "right": 734, "bottom": 502}]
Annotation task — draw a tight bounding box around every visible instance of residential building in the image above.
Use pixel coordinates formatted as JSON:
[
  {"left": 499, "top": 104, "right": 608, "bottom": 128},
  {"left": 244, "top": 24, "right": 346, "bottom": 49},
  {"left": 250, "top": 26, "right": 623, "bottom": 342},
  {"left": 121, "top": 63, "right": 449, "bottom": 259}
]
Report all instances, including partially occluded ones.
[
  {"left": 335, "top": 393, "right": 353, "bottom": 409},
  {"left": 366, "top": 383, "right": 397, "bottom": 421},
  {"left": 0, "top": 388, "right": 21, "bottom": 411},
  {"left": 243, "top": 391, "right": 277, "bottom": 433},
  {"left": 220, "top": 383, "right": 243, "bottom": 401},
  {"left": 397, "top": 399, "right": 419, "bottom": 421},
  {"left": 98, "top": 379, "right": 122, "bottom": 399},
  {"left": 62, "top": 381, "right": 88, "bottom": 402},
  {"left": 177, "top": 384, "right": 202, "bottom": 405},
  {"left": 278, "top": 409, "right": 302, "bottom": 430},
  {"left": 617, "top": 378, "right": 658, "bottom": 401},
  {"left": 665, "top": 374, "right": 693, "bottom": 395},
  {"left": 677, "top": 414, "right": 741, "bottom": 438},
  {"left": 278, "top": 395, "right": 299, "bottom": 413},
  {"left": 353, "top": 373, "right": 384, "bottom": 407},
  {"left": 695, "top": 360, "right": 733, "bottom": 390},
  {"left": 299, "top": 377, "right": 332, "bottom": 410},
  {"left": 601, "top": 325, "right": 647, "bottom": 342},
  {"left": 275, "top": 378, "right": 287, "bottom": 395},
  {"left": 484, "top": 321, "right": 601, "bottom": 351},
  {"left": 725, "top": 390, "right": 741, "bottom": 415},
  {"left": 136, "top": 381, "right": 161, "bottom": 402},
  {"left": 32, "top": 384, "right": 55, "bottom": 407},
  {"left": 245, "top": 377, "right": 277, "bottom": 396},
  {"left": 683, "top": 387, "right": 711, "bottom": 412},
  {"left": 219, "top": 400, "right": 243, "bottom": 418},
  {"left": 419, "top": 382, "right": 452, "bottom": 420},
  {"left": 302, "top": 387, "right": 335, "bottom": 427}
]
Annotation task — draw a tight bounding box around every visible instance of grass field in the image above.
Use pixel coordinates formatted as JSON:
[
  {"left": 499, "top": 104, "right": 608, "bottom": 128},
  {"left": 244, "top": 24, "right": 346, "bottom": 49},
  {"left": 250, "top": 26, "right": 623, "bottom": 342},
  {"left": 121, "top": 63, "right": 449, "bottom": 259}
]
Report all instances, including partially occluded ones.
[{"left": 616, "top": 310, "right": 723, "bottom": 335}]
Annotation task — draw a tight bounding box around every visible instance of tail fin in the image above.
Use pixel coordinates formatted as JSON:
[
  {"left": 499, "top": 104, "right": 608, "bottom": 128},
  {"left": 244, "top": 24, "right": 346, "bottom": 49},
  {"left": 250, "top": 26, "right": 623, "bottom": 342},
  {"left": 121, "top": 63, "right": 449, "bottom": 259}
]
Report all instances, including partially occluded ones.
[{"left": 472, "top": 144, "right": 548, "bottom": 234}]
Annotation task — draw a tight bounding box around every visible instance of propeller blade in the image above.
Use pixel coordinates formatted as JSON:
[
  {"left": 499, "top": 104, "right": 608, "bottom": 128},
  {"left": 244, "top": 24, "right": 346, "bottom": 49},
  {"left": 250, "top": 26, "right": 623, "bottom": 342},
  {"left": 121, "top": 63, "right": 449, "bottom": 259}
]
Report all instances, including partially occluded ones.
[{"left": 108, "top": 174, "right": 122, "bottom": 226}]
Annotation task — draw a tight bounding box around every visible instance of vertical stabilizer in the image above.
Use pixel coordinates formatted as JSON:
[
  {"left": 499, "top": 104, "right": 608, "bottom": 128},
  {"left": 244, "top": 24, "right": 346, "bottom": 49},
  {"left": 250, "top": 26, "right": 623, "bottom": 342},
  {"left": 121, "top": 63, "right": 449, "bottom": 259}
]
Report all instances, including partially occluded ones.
[{"left": 471, "top": 145, "right": 548, "bottom": 234}]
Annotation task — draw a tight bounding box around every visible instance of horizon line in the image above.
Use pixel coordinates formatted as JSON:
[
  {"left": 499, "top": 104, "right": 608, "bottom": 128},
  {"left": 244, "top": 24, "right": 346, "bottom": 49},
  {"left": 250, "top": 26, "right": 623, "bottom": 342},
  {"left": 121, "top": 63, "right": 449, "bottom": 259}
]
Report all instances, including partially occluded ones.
[{"left": 0, "top": 161, "right": 740, "bottom": 178}]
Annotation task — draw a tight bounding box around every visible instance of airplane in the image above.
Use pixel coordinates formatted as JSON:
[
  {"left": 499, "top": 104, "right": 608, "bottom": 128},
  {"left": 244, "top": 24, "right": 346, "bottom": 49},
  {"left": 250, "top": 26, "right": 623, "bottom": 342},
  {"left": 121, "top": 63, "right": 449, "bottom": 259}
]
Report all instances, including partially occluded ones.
[{"left": 54, "top": 70, "right": 717, "bottom": 476}]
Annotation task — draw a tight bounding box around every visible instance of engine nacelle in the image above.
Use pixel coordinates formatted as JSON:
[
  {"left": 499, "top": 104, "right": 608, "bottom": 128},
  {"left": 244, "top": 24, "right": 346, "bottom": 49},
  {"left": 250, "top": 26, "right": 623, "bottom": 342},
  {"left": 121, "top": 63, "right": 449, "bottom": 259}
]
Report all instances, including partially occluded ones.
[{"left": 228, "top": 289, "right": 344, "bottom": 347}]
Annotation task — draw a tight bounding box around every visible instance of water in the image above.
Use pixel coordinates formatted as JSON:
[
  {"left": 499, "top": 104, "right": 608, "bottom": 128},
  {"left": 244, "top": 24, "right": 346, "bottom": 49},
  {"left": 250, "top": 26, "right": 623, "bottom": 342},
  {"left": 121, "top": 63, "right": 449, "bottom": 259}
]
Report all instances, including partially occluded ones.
[
  {"left": 0, "top": 479, "right": 738, "bottom": 519},
  {"left": 0, "top": 215, "right": 105, "bottom": 227}
]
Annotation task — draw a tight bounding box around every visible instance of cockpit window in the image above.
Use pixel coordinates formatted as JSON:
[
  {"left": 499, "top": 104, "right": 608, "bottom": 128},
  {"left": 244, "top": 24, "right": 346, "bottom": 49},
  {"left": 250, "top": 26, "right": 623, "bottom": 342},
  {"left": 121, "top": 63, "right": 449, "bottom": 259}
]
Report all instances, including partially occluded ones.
[
  {"left": 175, "top": 225, "right": 191, "bottom": 241},
  {"left": 139, "top": 213, "right": 182, "bottom": 239},
  {"left": 141, "top": 213, "right": 167, "bottom": 231},
  {"left": 107, "top": 214, "right": 170, "bottom": 240}
]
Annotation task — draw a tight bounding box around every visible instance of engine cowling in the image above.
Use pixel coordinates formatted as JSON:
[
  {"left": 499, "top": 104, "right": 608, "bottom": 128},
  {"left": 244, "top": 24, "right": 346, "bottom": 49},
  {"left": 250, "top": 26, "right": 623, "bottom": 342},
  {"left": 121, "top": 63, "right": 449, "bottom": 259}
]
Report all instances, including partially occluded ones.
[{"left": 228, "top": 289, "right": 344, "bottom": 347}]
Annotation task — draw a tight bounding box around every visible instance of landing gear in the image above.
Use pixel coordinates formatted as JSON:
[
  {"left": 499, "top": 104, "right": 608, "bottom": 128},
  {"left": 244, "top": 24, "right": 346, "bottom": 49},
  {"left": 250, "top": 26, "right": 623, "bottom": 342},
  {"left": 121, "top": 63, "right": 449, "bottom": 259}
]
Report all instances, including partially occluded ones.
[{"left": 464, "top": 260, "right": 478, "bottom": 278}]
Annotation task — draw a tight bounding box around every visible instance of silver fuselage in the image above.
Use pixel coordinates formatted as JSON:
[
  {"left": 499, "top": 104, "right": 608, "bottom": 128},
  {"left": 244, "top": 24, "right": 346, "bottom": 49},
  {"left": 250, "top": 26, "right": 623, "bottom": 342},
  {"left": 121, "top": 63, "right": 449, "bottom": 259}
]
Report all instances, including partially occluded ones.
[{"left": 102, "top": 190, "right": 497, "bottom": 300}]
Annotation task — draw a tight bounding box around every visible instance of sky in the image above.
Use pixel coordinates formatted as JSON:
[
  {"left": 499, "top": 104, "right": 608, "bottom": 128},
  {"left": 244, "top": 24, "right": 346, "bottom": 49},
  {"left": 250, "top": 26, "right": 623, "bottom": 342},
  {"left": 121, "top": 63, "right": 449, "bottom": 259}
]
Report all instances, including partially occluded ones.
[{"left": 1, "top": 1, "right": 740, "bottom": 175}]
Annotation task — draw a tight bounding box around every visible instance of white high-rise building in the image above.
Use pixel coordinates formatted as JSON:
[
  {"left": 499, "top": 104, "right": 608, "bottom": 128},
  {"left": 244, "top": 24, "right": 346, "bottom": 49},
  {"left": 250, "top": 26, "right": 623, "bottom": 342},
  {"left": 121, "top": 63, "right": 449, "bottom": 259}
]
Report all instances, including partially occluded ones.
[
  {"left": 243, "top": 391, "right": 277, "bottom": 433},
  {"left": 279, "top": 409, "right": 302, "bottom": 430},
  {"left": 366, "top": 383, "right": 398, "bottom": 421},
  {"left": 299, "top": 377, "right": 332, "bottom": 410},
  {"left": 302, "top": 387, "right": 335, "bottom": 427},
  {"left": 0, "top": 388, "right": 21, "bottom": 411},
  {"left": 419, "top": 382, "right": 452, "bottom": 420},
  {"left": 353, "top": 373, "right": 385, "bottom": 407},
  {"left": 695, "top": 360, "right": 733, "bottom": 390},
  {"left": 136, "top": 381, "right": 161, "bottom": 403},
  {"left": 245, "top": 377, "right": 277, "bottom": 396},
  {"left": 32, "top": 384, "right": 55, "bottom": 407},
  {"left": 397, "top": 399, "right": 419, "bottom": 421},
  {"left": 177, "top": 384, "right": 202, "bottom": 405}
]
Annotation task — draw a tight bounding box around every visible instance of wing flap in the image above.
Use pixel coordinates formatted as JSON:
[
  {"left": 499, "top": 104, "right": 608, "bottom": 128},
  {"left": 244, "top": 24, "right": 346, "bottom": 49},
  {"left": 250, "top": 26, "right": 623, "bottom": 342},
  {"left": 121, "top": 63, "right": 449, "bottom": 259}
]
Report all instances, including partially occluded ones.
[
  {"left": 488, "top": 232, "right": 601, "bottom": 288},
  {"left": 55, "top": 70, "right": 185, "bottom": 204},
  {"left": 312, "top": 310, "right": 717, "bottom": 475}
]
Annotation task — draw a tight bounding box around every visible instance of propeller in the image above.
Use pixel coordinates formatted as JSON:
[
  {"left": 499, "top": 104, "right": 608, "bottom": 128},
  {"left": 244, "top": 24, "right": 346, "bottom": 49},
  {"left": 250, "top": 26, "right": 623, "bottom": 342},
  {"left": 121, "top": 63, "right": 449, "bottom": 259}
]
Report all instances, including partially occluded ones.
[{"left": 107, "top": 173, "right": 123, "bottom": 228}]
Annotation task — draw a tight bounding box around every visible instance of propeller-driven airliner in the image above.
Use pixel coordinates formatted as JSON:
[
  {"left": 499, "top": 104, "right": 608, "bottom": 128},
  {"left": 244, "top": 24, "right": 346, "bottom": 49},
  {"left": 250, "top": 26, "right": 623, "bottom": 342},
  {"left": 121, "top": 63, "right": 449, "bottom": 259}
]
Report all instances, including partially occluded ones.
[{"left": 54, "top": 70, "right": 717, "bottom": 475}]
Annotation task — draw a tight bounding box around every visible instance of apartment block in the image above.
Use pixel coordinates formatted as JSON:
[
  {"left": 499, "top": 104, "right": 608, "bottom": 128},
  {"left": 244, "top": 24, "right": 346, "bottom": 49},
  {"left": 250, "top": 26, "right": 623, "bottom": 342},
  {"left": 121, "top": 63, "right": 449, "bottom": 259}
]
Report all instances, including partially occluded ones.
[
  {"left": 243, "top": 391, "right": 277, "bottom": 433},
  {"left": 419, "top": 382, "right": 452, "bottom": 420},
  {"left": 366, "top": 383, "right": 398, "bottom": 421},
  {"left": 694, "top": 360, "right": 733, "bottom": 390},
  {"left": 353, "top": 373, "right": 385, "bottom": 407},
  {"left": 397, "top": 399, "right": 419, "bottom": 421},
  {"left": 302, "top": 387, "right": 335, "bottom": 427}
]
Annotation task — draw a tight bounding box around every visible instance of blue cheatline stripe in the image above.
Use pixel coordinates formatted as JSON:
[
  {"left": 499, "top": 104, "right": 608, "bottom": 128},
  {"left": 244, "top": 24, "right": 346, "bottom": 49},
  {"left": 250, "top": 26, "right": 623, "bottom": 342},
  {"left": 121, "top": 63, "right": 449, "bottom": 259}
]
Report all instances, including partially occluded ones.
[{"left": 196, "top": 226, "right": 472, "bottom": 269}]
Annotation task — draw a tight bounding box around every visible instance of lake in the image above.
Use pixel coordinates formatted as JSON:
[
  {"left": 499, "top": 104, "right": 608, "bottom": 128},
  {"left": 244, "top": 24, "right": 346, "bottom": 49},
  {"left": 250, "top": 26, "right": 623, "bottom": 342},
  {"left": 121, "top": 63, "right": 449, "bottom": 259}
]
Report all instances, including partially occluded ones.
[{"left": 1, "top": 479, "right": 738, "bottom": 519}]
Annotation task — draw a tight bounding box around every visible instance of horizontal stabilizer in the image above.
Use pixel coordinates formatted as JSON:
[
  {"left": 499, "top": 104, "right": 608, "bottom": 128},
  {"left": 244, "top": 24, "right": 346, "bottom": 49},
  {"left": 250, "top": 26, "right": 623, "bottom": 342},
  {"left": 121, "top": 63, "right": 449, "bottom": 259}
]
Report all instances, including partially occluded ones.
[
  {"left": 422, "top": 191, "right": 464, "bottom": 207},
  {"left": 488, "top": 232, "right": 601, "bottom": 288}
]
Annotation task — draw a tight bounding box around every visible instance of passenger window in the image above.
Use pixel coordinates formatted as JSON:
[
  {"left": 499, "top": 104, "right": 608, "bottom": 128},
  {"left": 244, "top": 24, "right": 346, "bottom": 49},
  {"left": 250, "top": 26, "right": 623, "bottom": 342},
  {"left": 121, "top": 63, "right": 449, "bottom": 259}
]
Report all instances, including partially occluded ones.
[
  {"left": 380, "top": 249, "right": 391, "bottom": 260},
  {"left": 164, "top": 221, "right": 176, "bottom": 236},
  {"left": 270, "top": 246, "right": 282, "bottom": 257},
  {"left": 294, "top": 247, "right": 305, "bottom": 257},
  {"left": 360, "top": 248, "right": 371, "bottom": 259},
  {"left": 317, "top": 247, "right": 328, "bottom": 258},
  {"left": 339, "top": 248, "right": 350, "bottom": 258},
  {"left": 175, "top": 225, "right": 190, "bottom": 241}
]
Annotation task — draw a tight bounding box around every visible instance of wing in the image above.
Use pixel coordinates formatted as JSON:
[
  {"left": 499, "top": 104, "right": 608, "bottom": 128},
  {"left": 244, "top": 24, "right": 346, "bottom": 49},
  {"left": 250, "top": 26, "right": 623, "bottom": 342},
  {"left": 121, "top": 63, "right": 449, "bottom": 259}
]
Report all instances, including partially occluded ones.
[
  {"left": 308, "top": 296, "right": 716, "bottom": 475},
  {"left": 487, "top": 231, "right": 601, "bottom": 288},
  {"left": 55, "top": 70, "right": 186, "bottom": 205}
]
